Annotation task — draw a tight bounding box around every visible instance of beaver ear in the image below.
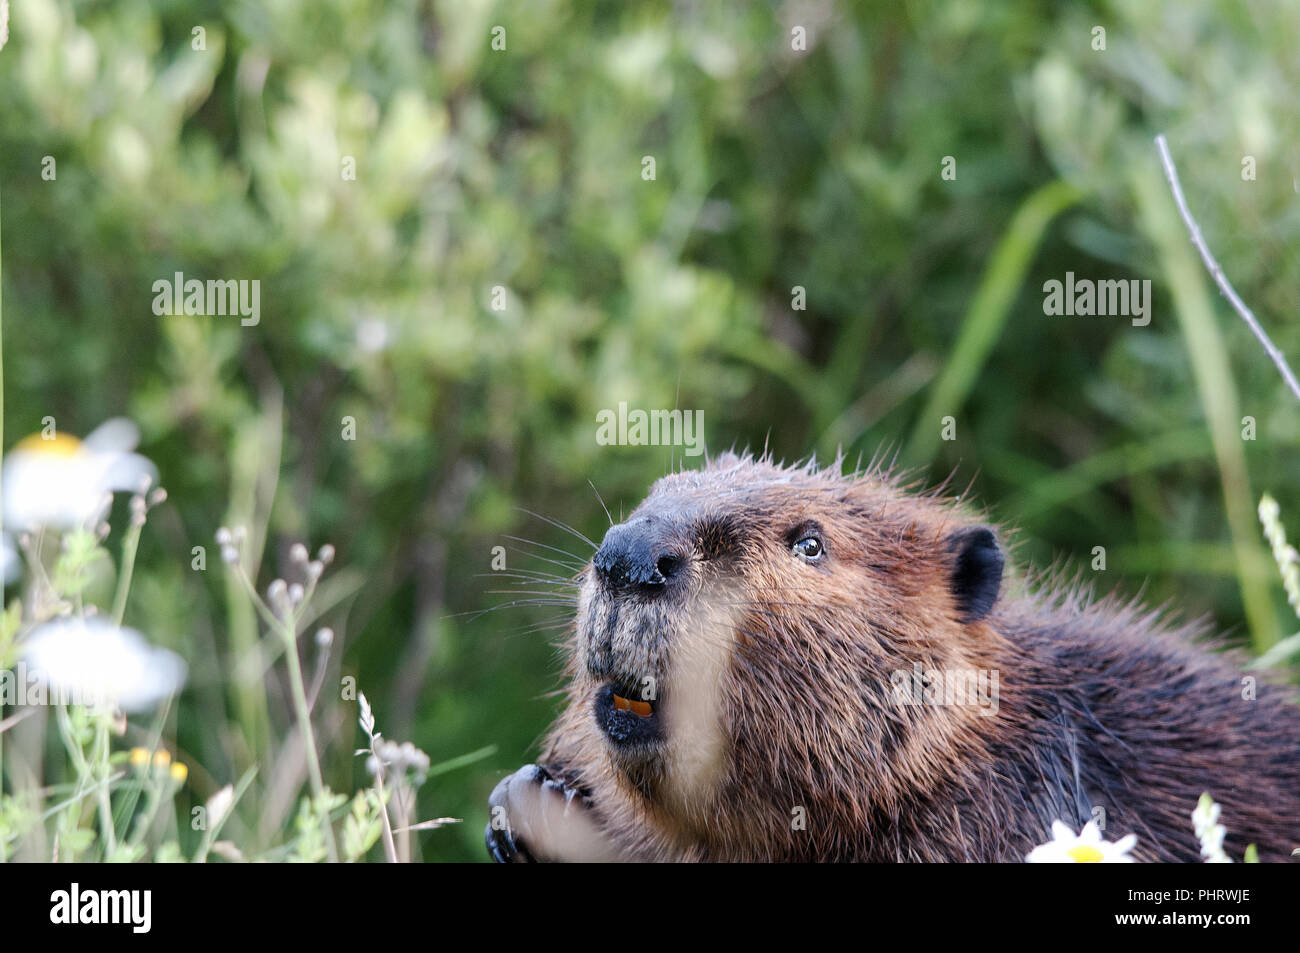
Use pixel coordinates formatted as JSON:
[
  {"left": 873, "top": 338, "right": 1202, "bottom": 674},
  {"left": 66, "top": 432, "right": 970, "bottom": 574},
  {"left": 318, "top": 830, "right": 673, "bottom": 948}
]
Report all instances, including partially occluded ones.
[{"left": 947, "top": 526, "right": 1003, "bottom": 622}]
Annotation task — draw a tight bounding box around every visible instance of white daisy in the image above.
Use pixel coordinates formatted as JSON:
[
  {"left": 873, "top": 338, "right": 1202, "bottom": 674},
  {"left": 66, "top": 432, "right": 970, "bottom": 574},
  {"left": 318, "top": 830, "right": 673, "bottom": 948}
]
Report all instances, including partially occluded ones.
[
  {"left": 1026, "top": 820, "right": 1138, "bottom": 863},
  {"left": 1192, "top": 793, "right": 1232, "bottom": 863},
  {"left": 2, "top": 418, "right": 157, "bottom": 532},
  {"left": 20, "top": 616, "right": 187, "bottom": 712}
]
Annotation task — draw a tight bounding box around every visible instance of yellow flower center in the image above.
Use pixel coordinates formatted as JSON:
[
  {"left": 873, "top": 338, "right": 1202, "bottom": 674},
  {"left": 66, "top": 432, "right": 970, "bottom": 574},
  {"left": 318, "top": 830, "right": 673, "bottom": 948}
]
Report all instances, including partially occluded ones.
[
  {"left": 1067, "top": 844, "right": 1105, "bottom": 863},
  {"left": 13, "top": 432, "right": 83, "bottom": 457}
]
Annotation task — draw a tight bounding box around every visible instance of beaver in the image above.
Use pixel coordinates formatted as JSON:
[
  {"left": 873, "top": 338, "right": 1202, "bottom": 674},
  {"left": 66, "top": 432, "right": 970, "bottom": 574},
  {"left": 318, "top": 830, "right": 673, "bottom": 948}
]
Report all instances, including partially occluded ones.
[{"left": 485, "top": 452, "right": 1300, "bottom": 861}]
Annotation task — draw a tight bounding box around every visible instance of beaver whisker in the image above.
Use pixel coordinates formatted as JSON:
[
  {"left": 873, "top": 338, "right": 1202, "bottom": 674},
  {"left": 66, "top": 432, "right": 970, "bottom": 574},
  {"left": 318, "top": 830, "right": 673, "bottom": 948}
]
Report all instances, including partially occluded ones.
[
  {"left": 587, "top": 479, "right": 616, "bottom": 527},
  {"left": 503, "top": 554, "right": 584, "bottom": 577},
  {"left": 472, "top": 597, "right": 573, "bottom": 611},
  {"left": 483, "top": 584, "right": 579, "bottom": 597},
  {"left": 514, "top": 507, "right": 599, "bottom": 551},
  {"left": 483, "top": 582, "right": 579, "bottom": 598},
  {"left": 484, "top": 563, "right": 580, "bottom": 579},
  {"left": 456, "top": 598, "right": 575, "bottom": 624},
  {"left": 447, "top": 602, "right": 546, "bottom": 622},
  {"left": 484, "top": 580, "right": 579, "bottom": 592},
  {"left": 474, "top": 568, "right": 579, "bottom": 582},
  {"left": 502, "top": 534, "right": 589, "bottom": 570},
  {"left": 474, "top": 571, "right": 580, "bottom": 587},
  {"left": 516, "top": 617, "right": 578, "bottom": 637}
]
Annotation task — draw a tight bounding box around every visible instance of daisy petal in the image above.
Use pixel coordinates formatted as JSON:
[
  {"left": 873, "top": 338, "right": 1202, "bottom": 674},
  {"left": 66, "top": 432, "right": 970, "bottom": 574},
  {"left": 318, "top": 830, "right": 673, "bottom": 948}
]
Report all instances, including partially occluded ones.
[
  {"left": 81, "top": 417, "right": 142, "bottom": 454},
  {"left": 97, "top": 452, "right": 159, "bottom": 495}
]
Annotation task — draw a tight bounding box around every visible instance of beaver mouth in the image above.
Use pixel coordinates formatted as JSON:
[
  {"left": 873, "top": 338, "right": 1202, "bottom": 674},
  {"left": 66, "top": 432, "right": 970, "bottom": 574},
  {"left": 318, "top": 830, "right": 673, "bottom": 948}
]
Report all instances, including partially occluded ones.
[{"left": 593, "top": 682, "right": 662, "bottom": 749}]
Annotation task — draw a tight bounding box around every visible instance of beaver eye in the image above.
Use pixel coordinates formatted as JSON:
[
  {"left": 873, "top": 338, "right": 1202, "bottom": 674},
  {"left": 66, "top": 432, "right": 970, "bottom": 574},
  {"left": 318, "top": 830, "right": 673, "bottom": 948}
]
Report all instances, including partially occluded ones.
[{"left": 793, "top": 536, "right": 823, "bottom": 561}]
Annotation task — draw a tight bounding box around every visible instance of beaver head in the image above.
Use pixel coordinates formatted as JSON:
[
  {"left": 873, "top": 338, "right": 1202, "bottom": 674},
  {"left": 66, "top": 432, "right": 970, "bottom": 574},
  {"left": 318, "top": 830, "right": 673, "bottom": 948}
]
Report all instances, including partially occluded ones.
[
  {"left": 570, "top": 452, "right": 1007, "bottom": 855},
  {"left": 493, "top": 452, "right": 1300, "bottom": 862}
]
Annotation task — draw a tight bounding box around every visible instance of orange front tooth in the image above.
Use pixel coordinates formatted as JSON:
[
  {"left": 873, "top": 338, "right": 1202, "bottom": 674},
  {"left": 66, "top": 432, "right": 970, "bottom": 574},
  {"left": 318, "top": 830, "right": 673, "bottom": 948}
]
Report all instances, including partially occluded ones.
[
  {"left": 629, "top": 699, "right": 652, "bottom": 718},
  {"left": 613, "top": 694, "right": 631, "bottom": 711}
]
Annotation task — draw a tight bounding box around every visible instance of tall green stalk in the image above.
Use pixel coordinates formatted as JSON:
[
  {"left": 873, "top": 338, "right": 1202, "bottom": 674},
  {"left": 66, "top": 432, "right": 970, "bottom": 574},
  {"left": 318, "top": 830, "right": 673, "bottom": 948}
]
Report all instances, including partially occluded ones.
[
  {"left": 111, "top": 520, "right": 144, "bottom": 627},
  {"left": 277, "top": 613, "right": 338, "bottom": 863},
  {"left": 1132, "top": 158, "right": 1279, "bottom": 651},
  {"left": 905, "top": 180, "right": 1082, "bottom": 467}
]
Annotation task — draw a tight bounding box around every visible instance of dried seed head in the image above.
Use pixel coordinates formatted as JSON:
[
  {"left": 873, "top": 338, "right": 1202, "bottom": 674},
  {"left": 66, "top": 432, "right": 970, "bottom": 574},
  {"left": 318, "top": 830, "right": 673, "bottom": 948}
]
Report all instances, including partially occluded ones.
[
  {"left": 317, "top": 544, "right": 335, "bottom": 565},
  {"left": 366, "top": 736, "right": 431, "bottom": 784},
  {"left": 289, "top": 542, "right": 309, "bottom": 564},
  {"left": 315, "top": 627, "right": 334, "bottom": 647}
]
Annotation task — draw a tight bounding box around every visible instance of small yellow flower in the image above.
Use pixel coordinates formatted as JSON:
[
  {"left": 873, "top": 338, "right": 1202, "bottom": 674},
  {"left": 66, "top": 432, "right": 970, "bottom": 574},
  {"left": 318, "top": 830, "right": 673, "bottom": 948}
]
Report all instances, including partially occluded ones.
[
  {"left": 152, "top": 749, "right": 171, "bottom": 767},
  {"left": 1027, "top": 820, "right": 1138, "bottom": 863},
  {"left": 169, "top": 762, "right": 188, "bottom": 783},
  {"left": 129, "top": 747, "right": 151, "bottom": 768}
]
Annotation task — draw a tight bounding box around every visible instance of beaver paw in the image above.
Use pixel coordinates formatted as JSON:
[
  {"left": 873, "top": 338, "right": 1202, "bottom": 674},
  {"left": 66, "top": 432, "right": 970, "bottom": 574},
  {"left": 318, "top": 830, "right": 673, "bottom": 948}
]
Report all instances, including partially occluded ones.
[{"left": 485, "top": 763, "right": 616, "bottom": 863}]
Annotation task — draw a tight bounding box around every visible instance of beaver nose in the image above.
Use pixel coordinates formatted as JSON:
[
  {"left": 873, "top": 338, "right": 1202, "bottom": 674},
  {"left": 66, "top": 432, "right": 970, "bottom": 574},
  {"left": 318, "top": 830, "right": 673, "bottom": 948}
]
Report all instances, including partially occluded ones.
[{"left": 593, "top": 516, "right": 683, "bottom": 591}]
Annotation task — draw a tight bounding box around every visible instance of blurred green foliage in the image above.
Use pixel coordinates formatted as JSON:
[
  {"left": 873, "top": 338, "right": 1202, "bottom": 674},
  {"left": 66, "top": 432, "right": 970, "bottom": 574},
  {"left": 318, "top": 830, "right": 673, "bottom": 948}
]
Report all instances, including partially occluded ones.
[{"left": 1, "top": 0, "right": 1298, "bottom": 860}]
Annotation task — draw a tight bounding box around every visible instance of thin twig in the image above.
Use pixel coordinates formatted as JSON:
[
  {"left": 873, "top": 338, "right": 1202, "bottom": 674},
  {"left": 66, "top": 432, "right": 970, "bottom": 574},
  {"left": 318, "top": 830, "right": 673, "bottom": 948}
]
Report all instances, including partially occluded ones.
[
  {"left": 370, "top": 768, "right": 400, "bottom": 863},
  {"left": 358, "top": 695, "right": 399, "bottom": 863},
  {"left": 1154, "top": 134, "right": 1300, "bottom": 404}
]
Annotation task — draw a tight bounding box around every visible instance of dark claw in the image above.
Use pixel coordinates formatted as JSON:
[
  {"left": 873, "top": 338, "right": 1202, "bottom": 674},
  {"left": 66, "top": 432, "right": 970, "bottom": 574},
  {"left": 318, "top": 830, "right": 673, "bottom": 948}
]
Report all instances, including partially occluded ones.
[
  {"left": 485, "top": 765, "right": 550, "bottom": 863},
  {"left": 484, "top": 820, "right": 534, "bottom": 863}
]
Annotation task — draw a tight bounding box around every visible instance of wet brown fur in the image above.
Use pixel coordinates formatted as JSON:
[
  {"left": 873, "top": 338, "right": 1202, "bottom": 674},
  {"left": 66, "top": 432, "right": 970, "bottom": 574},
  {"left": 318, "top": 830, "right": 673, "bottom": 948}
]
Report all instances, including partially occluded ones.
[{"left": 534, "top": 453, "right": 1300, "bottom": 862}]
